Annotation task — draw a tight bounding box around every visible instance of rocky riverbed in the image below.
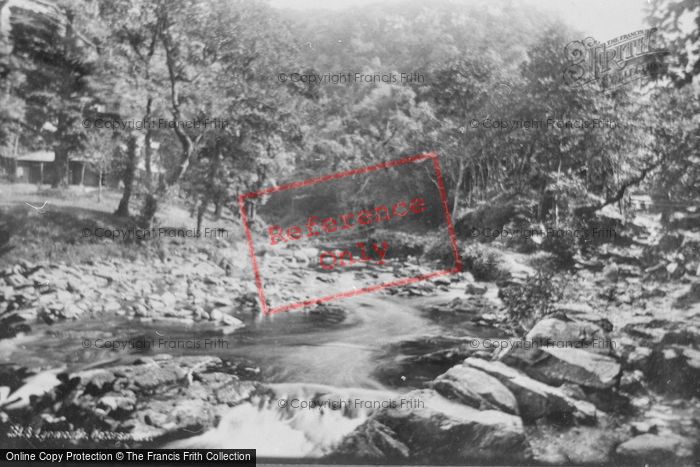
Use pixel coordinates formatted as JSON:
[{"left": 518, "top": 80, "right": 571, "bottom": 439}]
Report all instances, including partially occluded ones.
[{"left": 1, "top": 229, "right": 699, "bottom": 464}]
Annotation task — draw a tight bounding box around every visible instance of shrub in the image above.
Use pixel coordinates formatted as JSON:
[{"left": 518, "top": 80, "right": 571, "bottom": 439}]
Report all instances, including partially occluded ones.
[
  {"left": 361, "top": 229, "right": 428, "bottom": 259},
  {"left": 423, "top": 236, "right": 459, "bottom": 265},
  {"left": 454, "top": 192, "right": 535, "bottom": 238},
  {"left": 539, "top": 213, "right": 592, "bottom": 266},
  {"left": 500, "top": 267, "right": 566, "bottom": 333},
  {"left": 462, "top": 244, "right": 509, "bottom": 282},
  {"left": 540, "top": 231, "right": 577, "bottom": 266}
]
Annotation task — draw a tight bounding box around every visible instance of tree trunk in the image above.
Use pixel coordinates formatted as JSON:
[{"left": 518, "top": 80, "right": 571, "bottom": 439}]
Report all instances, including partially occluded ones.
[
  {"left": 195, "top": 149, "right": 223, "bottom": 231},
  {"left": 207, "top": 151, "right": 224, "bottom": 219},
  {"left": 51, "top": 112, "right": 71, "bottom": 188},
  {"left": 97, "top": 168, "right": 102, "bottom": 203},
  {"left": 51, "top": 145, "right": 70, "bottom": 188},
  {"left": 480, "top": 162, "right": 486, "bottom": 200},
  {"left": 142, "top": 194, "right": 158, "bottom": 227},
  {"left": 452, "top": 158, "right": 465, "bottom": 220},
  {"left": 659, "top": 191, "right": 672, "bottom": 224},
  {"left": 246, "top": 200, "right": 256, "bottom": 222},
  {"left": 80, "top": 163, "right": 85, "bottom": 186},
  {"left": 196, "top": 197, "right": 208, "bottom": 234},
  {"left": 144, "top": 97, "right": 153, "bottom": 193},
  {"left": 555, "top": 157, "right": 561, "bottom": 227},
  {"left": 574, "top": 157, "right": 664, "bottom": 218},
  {"left": 10, "top": 134, "right": 18, "bottom": 182},
  {"left": 115, "top": 136, "right": 138, "bottom": 217},
  {"left": 214, "top": 197, "right": 223, "bottom": 219},
  {"left": 139, "top": 26, "right": 202, "bottom": 227},
  {"left": 467, "top": 165, "right": 473, "bottom": 207}
]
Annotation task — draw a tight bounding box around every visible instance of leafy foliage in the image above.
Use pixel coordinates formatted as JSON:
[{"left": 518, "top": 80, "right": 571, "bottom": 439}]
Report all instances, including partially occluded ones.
[
  {"left": 647, "top": 0, "right": 700, "bottom": 87},
  {"left": 461, "top": 244, "right": 508, "bottom": 282},
  {"left": 500, "top": 268, "right": 566, "bottom": 332},
  {"left": 1, "top": 0, "right": 697, "bottom": 242}
]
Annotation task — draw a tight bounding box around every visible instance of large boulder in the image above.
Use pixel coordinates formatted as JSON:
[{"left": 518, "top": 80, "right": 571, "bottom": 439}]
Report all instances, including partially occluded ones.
[
  {"left": 500, "top": 345, "right": 621, "bottom": 390},
  {"left": 431, "top": 365, "right": 519, "bottom": 415},
  {"left": 645, "top": 345, "right": 700, "bottom": 397},
  {"left": 0, "top": 368, "right": 63, "bottom": 410},
  {"left": 526, "top": 316, "right": 614, "bottom": 355},
  {"left": 334, "top": 389, "right": 531, "bottom": 463},
  {"left": 332, "top": 419, "right": 409, "bottom": 461},
  {"left": 464, "top": 358, "right": 597, "bottom": 423},
  {"left": 3, "top": 355, "right": 259, "bottom": 446},
  {"left": 622, "top": 319, "right": 700, "bottom": 347},
  {"left": 617, "top": 318, "right": 700, "bottom": 396},
  {"left": 615, "top": 434, "right": 696, "bottom": 464}
]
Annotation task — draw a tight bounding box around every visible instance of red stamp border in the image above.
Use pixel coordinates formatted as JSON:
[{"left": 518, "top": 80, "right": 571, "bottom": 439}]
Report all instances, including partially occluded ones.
[{"left": 238, "top": 152, "right": 463, "bottom": 315}]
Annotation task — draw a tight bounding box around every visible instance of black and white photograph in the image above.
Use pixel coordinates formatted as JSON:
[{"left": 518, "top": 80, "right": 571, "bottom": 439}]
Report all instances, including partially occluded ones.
[{"left": 0, "top": 0, "right": 699, "bottom": 465}]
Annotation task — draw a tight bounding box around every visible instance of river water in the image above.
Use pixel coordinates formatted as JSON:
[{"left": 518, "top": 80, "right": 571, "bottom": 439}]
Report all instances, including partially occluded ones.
[
  {"left": 1, "top": 281, "right": 469, "bottom": 387},
  {"left": 0, "top": 274, "right": 492, "bottom": 458}
]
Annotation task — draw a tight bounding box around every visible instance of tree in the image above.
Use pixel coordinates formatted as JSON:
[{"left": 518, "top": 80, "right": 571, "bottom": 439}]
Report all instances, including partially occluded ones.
[
  {"left": 92, "top": 0, "right": 168, "bottom": 217},
  {"left": 77, "top": 129, "right": 118, "bottom": 202},
  {"left": 645, "top": 86, "right": 700, "bottom": 221},
  {"left": 423, "top": 56, "right": 504, "bottom": 218},
  {"left": 647, "top": 0, "right": 700, "bottom": 88},
  {"left": 504, "top": 27, "right": 657, "bottom": 223},
  {"left": 148, "top": 0, "right": 303, "bottom": 226},
  {"left": 645, "top": 1, "right": 699, "bottom": 224},
  {"left": 4, "top": 0, "right": 99, "bottom": 187}
]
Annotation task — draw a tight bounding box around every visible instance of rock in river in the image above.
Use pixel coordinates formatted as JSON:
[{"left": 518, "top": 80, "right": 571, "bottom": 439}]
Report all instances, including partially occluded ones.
[
  {"left": 333, "top": 389, "right": 531, "bottom": 463},
  {"left": 431, "top": 365, "right": 519, "bottom": 415},
  {"left": 464, "top": 358, "right": 597, "bottom": 423},
  {"left": 501, "top": 345, "right": 621, "bottom": 390},
  {"left": 2, "top": 355, "right": 259, "bottom": 446}
]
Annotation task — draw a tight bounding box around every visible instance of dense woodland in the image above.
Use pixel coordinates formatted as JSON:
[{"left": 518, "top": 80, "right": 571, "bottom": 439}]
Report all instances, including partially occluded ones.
[
  {"left": 0, "top": 0, "right": 698, "bottom": 245},
  {"left": 1, "top": 1, "right": 700, "bottom": 462}
]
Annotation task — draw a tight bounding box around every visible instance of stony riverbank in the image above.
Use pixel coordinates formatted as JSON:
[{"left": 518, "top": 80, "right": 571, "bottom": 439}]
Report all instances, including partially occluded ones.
[{"left": 0, "top": 222, "right": 699, "bottom": 464}]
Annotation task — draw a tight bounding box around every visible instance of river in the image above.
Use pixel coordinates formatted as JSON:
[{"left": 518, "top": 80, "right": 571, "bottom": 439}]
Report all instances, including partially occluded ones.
[{"left": 0, "top": 272, "right": 496, "bottom": 458}]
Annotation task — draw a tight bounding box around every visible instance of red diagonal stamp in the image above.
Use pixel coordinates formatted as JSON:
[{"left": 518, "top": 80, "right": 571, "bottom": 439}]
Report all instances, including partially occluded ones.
[{"left": 238, "top": 152, "right": 462, "bottom": 315}]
